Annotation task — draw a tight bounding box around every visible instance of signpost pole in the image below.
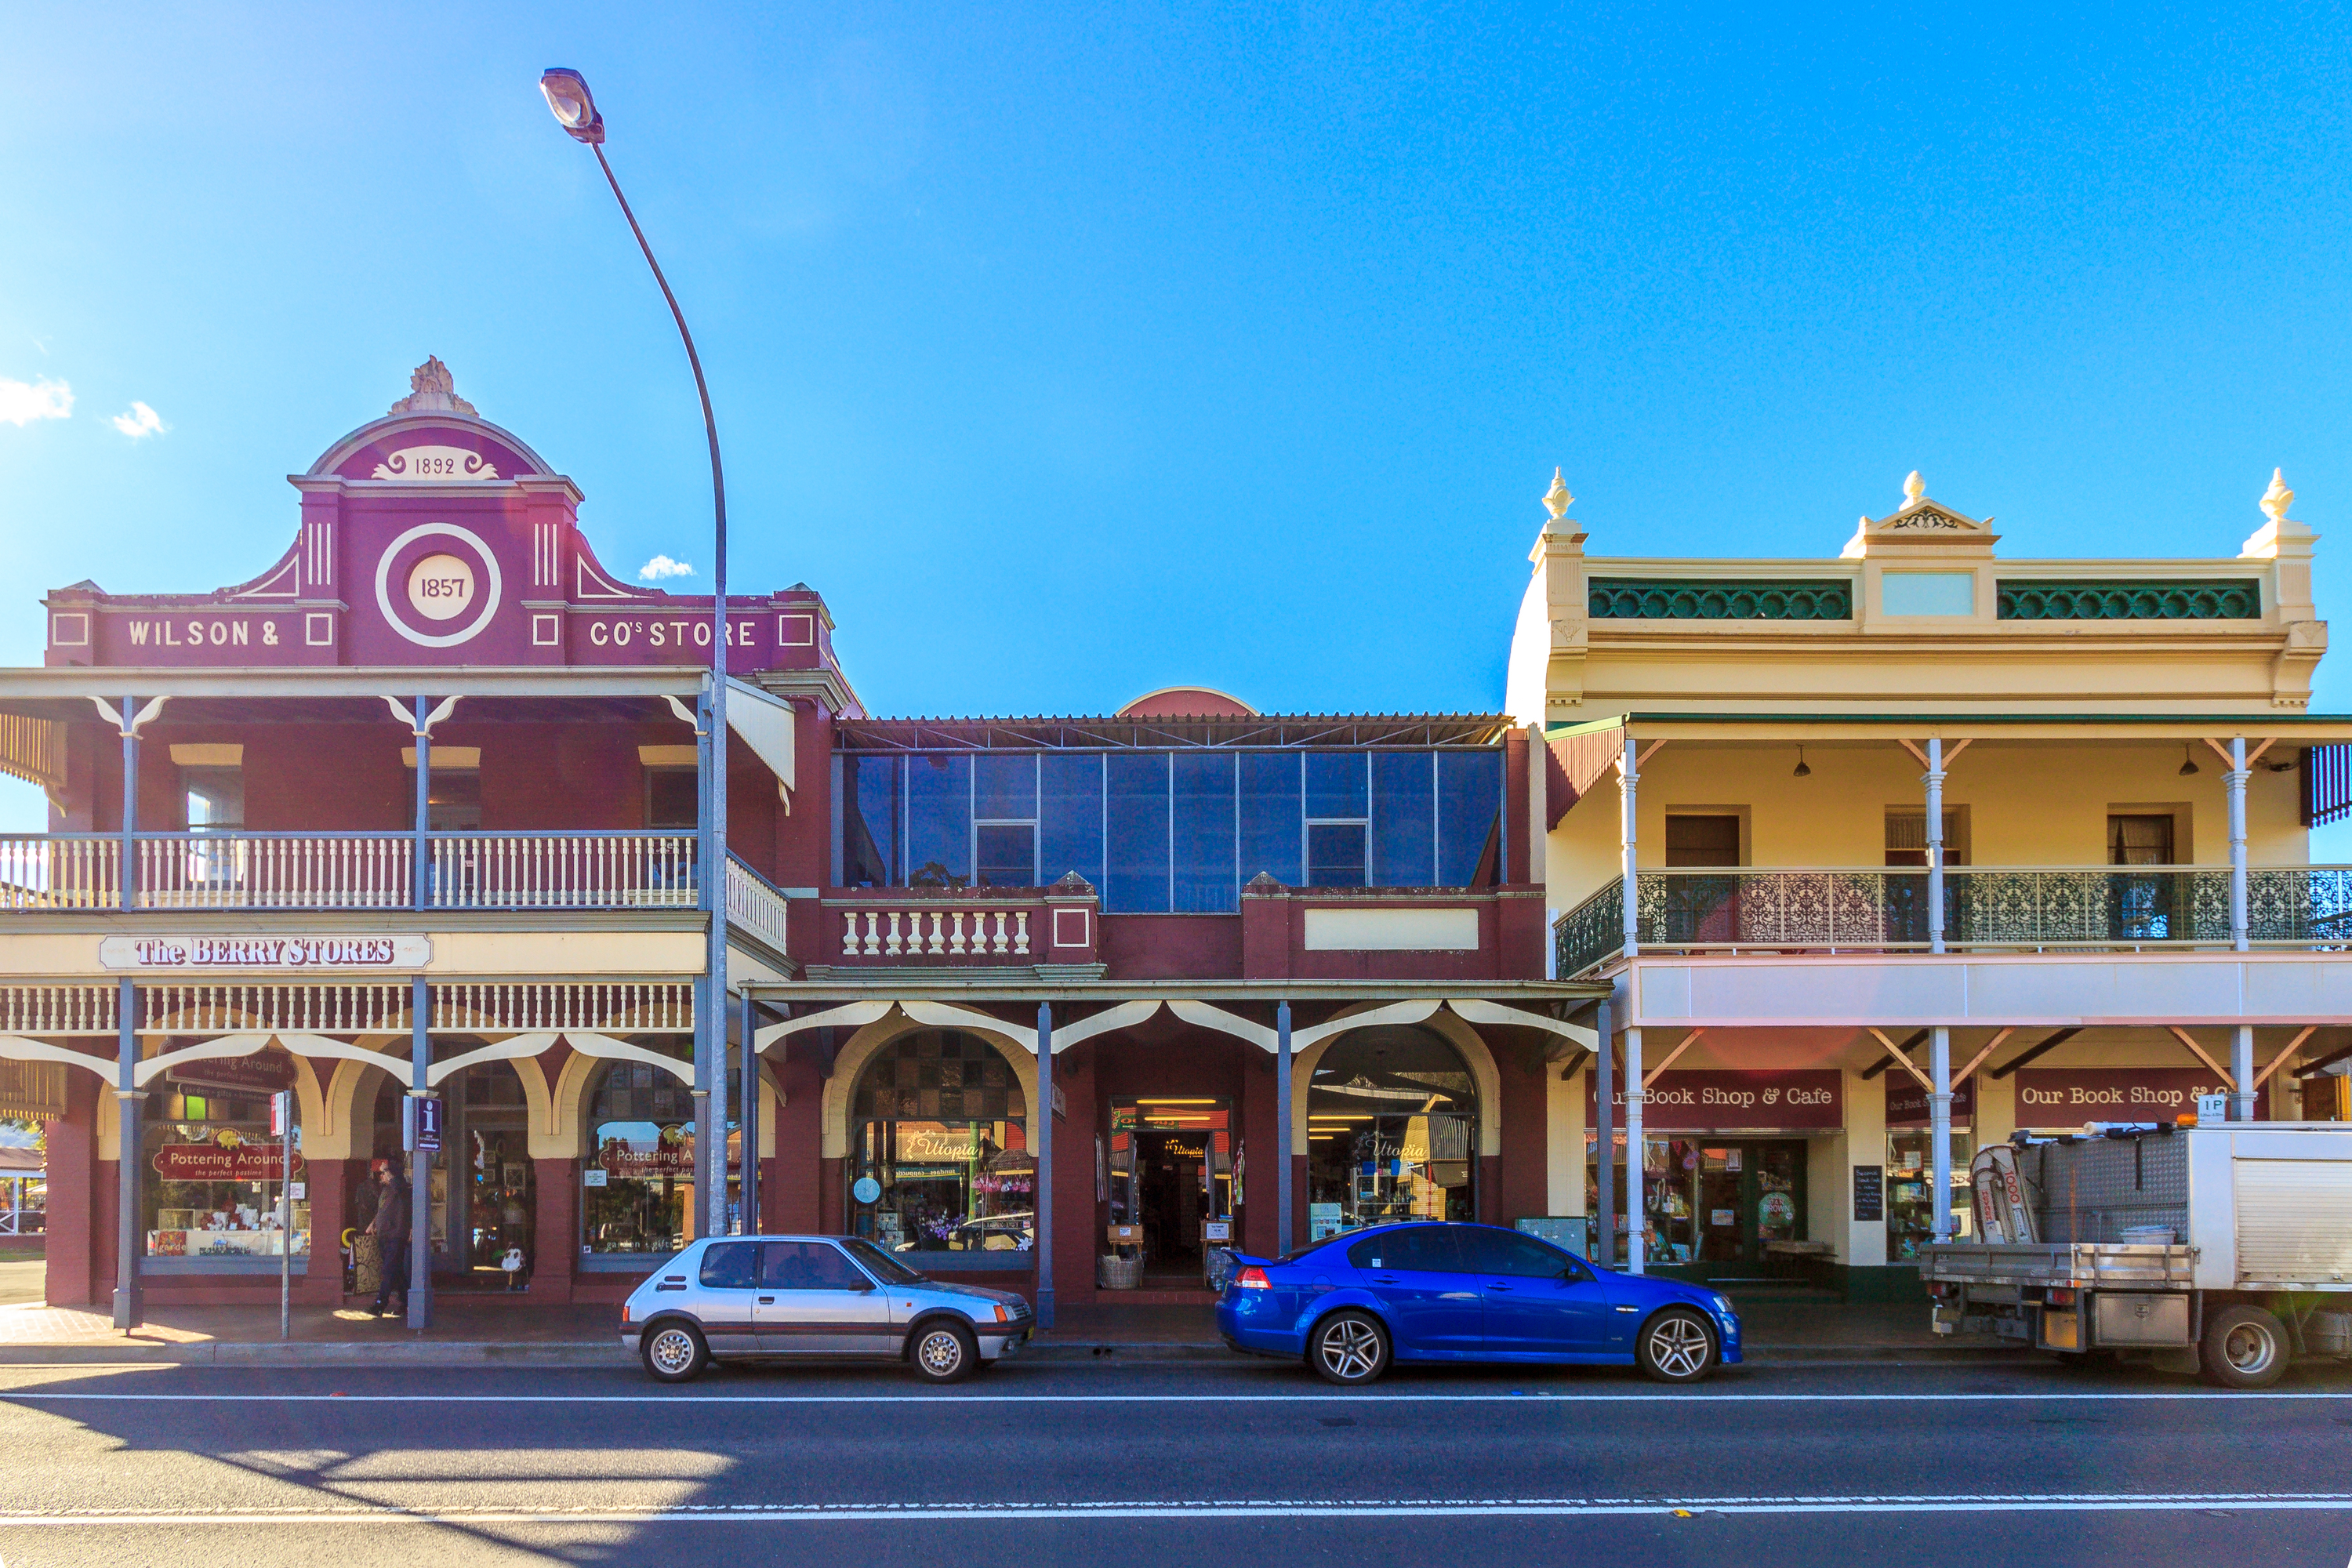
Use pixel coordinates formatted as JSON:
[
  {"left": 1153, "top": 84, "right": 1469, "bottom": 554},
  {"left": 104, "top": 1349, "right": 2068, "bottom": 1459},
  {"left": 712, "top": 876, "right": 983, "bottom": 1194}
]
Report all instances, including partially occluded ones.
[
  {"left": 111, "top": 698, "right": 142, "bottom": 1330},
  {"left": 408, "top": 974, "right": 432, "bottom": 1331},
  {"left": 274, "top": 1091, "right": 292, "bottom": 1340},
  {"left": 739, "top": 991, "right": 758, "bottom": 1234},
  {"left": 1276, "top": 1000, "right": 1293, "bottom": 1259},
  {"left": 1594, "top": 997, "right": 1614, "bottom": 1269},
  {"left": 1034, "top": 1003, "right": 1053, "bottom": 1331}
]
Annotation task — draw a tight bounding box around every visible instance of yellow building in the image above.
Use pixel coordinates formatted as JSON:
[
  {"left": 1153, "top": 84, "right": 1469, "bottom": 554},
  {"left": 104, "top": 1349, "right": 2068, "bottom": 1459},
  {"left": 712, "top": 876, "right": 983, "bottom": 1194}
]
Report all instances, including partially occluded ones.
[{"left": 1506, "top": 468, "right": 2352, "bottom": 1296}]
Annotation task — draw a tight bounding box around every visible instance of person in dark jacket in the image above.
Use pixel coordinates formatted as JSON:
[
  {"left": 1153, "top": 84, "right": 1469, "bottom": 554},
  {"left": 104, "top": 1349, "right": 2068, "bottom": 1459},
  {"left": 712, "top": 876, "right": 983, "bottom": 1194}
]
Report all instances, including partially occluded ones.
[{"left": 368, "top": 1164, "right": 412, "bottom": 1318}]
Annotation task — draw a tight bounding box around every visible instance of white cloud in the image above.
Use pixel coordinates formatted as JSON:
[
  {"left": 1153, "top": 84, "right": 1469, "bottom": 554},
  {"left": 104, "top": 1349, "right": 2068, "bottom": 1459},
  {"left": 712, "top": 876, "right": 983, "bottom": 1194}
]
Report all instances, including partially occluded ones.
[
  {"left": 638, "top": 555, "right": 696, "bottom": 581},
  {"left": 0, "top": 377, "right": 72, "bottom": 426},
  {"left": 110, "top": 401, "right": 167, "bottom": 439}
]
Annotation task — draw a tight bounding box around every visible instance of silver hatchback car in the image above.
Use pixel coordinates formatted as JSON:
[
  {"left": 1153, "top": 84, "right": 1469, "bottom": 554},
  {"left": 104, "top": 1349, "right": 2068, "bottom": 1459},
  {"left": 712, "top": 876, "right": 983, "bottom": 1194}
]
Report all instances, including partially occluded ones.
[{"left": 620, "top": 1233, "right": 1034, "bottom": 1384}]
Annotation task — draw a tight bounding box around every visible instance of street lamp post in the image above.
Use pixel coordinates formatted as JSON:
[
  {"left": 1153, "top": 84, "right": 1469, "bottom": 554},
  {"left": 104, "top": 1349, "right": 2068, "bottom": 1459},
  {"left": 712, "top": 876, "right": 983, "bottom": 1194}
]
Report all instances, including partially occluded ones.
[{"left": 543, "top": 68, "right": 731, "bottom": 1238}]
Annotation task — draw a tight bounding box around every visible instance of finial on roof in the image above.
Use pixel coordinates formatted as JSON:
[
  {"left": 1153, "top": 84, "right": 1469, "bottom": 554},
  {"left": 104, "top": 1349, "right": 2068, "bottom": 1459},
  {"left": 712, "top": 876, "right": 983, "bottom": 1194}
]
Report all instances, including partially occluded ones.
[
  {"left": 1903, "top": 470, "right": 1926, "bottom": 508},
  {"left": 2261, "top": 467, "right": 2295, "bottom": 525},
  {"left": 388, "top": 356, "right": 478, "bottom": 418},
  {"left": 1542, "top": 467, "right": 1573, "bottom": 522}
]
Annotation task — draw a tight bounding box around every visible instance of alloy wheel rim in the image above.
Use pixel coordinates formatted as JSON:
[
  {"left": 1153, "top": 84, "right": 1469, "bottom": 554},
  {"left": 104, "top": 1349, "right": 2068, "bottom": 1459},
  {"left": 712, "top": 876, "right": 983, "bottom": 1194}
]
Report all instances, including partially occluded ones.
[
  {"left": 2224, "top": 1323, "right": 2274, "bottom": 1374},
  {"left": 649, "top": 1329, "right": 695, "bottom": 1374},
  {"left": 1649, "top": 1317, "right": 1709, "bottom": 1377},
  {"left": 1319, "top": 1320, "right": 1380, "bottom": 1380},
  {"left": 919, "top": 1330, "right": 964, "bottom": 1374}
]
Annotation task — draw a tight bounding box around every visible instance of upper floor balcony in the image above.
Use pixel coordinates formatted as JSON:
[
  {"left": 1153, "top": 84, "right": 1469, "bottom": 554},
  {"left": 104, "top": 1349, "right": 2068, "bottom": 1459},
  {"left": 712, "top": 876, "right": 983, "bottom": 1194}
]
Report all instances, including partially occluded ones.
[{"left": 1554, "top": 863, "right": 2352, "bottom": 977}]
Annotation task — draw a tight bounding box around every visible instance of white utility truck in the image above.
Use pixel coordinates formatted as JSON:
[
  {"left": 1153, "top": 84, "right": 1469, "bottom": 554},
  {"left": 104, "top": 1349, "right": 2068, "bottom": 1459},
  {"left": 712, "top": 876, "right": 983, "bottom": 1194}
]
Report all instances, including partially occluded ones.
[{"left": 1924, "top": 1121, "right": 2352, "bottom": 1388}]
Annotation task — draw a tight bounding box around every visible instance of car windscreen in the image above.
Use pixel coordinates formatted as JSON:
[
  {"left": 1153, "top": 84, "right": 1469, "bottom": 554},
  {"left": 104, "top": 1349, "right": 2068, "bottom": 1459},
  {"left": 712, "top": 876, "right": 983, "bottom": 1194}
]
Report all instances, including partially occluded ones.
[{"left": 840, "top": 1236, "right": 925, "bottom": 1285}]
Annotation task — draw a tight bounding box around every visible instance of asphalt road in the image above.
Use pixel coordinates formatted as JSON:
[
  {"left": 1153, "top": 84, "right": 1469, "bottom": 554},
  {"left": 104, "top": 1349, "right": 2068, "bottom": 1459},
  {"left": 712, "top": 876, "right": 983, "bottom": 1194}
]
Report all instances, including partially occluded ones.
[{"left": 0, "top": 1353, "right": 2346, "bottom": 1567}]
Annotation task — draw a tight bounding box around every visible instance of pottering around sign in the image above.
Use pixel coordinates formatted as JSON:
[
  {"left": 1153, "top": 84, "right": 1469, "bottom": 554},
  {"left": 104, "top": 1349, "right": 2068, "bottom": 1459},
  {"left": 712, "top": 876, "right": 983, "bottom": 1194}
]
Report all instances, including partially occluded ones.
[{"left": 153, "top": 1138, "right": 305, "bottom": 1183}]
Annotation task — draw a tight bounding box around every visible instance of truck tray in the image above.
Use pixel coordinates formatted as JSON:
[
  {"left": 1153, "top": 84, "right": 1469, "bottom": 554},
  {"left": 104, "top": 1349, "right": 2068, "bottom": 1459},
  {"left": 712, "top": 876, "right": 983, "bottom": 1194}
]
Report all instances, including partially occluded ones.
[{"left": 1923, "top": 1242, "right": 2194, "bottom": 1290}]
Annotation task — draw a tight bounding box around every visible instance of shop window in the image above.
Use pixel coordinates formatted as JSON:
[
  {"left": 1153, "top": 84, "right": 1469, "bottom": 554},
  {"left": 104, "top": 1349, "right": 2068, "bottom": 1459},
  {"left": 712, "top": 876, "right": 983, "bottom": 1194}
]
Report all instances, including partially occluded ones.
[
  {"left": 644, "top": 768, "right": 697, "bottom": 830},
  {"left": 848, "top": 1031, "right": 1032, "bottom": 1258},
  {"left": 1664, "top": 814, "right": 1741, "bottom": 867},
  {"left": 140, "top": 1077, "right": 304, "bottom": 1264},
  {"left": 451, "top": 1062, "right": 535, "bottom": 1287},
  {"left": 1584, "top": 1135, "right": 1806, "bottom": 1266},
  {"left": 1886, "top": 1128, "right": 1976, "bottom": 1260},
  {"left": 1885, "top": 808, "right": 1969, "bottom": 867},
  {"left": 1305, "top": 1027, "right": 1476, "bottom": 1241},
  {"left": 583, "top": 1053, "right": 727, "bottom": 1258}
]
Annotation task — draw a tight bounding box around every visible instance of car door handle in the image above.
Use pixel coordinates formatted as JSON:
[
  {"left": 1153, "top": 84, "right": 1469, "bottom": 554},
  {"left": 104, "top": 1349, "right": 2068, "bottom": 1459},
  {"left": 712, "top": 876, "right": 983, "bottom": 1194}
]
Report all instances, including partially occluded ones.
[
  {"left": 1371, "top": 1274, "right": 1399, "bottom": 1283},
  {"left": 757, "top": 1296, "right": 775, "bottom": 1305},
  {"left": 1487, "top": 1283, "right": 1514, "bottom": 1292}
]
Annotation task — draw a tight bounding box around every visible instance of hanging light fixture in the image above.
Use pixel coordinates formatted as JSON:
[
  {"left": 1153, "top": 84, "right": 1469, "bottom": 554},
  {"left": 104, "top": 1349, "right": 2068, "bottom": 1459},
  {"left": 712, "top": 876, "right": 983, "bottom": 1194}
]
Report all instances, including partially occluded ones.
[
  {"left": 2179, "top": 744, "right": 2200, "bottom": 777},
  {"left": 1793, "top": 746, "right": 1813, "bottom": 779}
]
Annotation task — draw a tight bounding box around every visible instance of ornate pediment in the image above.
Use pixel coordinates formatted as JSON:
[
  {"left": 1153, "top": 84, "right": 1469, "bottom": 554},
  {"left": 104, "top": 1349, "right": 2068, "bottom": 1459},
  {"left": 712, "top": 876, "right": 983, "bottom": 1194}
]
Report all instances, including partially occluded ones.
[{"left": 1842, "top": 471, "right": 1998, "bottom": 557}]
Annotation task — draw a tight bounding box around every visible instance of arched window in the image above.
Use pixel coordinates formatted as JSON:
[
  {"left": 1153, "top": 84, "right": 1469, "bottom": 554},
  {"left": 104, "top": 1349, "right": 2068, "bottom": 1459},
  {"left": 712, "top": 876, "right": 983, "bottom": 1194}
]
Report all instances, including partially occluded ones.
[
  {"left": 848, "top": 1031, "right": 1032, "bottom": 1263},
  {"left": 582, "top": 1054, "right": 720, "bottom": 1258},
  {"left": 1305, "top": 1026, "right": 1477, "bottom": 1239}
]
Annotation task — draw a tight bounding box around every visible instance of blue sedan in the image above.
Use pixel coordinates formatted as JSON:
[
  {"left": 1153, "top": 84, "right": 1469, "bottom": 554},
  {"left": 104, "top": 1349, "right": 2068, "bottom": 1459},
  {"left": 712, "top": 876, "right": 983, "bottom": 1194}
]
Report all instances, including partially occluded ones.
[{"left": 1218, "top": 1221, "right": 1743, "bottom": 1385}]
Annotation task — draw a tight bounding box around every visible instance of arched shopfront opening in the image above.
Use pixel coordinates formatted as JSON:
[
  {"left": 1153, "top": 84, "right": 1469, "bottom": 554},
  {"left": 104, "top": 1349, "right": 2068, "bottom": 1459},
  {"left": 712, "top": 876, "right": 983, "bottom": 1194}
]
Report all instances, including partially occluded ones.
[
  {"left": 846, "top": 1030, "right": 1033, "bottom": 1264},
  {"left": 1306, "top": 1025, "right": 1478, "bottom": 1240},
  {"left": 581, "top": 1049, "right": 735, "bottom": 1261}
]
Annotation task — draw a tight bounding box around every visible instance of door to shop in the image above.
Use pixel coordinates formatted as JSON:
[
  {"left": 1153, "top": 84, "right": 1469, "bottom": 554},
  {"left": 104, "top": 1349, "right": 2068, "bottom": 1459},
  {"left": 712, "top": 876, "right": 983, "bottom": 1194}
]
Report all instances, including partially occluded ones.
[{"left": 1107, "top": 1100, "right": 1232, "bottom": 1283}]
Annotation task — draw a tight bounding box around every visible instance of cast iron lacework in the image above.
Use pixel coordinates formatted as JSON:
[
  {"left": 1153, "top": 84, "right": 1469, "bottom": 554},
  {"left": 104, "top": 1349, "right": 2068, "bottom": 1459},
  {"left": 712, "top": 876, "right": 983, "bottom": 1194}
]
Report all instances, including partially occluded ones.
[
  {"left": 1996, "top": 579, "right": 2261, "bottom": 620},
  {"left": 1586, "top": 579, "right": 1852, "bottom": 621},
  {"left": 1551, "top": 867, "right": 2352, "bottom": 975}
]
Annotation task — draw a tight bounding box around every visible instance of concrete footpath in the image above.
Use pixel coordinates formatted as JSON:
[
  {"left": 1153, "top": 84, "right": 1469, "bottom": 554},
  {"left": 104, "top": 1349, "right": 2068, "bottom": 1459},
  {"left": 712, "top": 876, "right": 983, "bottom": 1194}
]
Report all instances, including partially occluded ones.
[{"left": 0, "top": 1290, "right": 2028, "bottom": 1368}]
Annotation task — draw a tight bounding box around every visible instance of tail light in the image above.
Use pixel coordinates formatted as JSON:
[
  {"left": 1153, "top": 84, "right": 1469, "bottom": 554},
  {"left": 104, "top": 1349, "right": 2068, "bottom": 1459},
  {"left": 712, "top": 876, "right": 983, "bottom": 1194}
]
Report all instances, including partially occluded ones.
[
  {"left": 1235, "top": 1266, "right": 1271, "bottom": 1290},
  {"left": 2047, "top": 1288, "right": 2076, "bottom": 1307}
]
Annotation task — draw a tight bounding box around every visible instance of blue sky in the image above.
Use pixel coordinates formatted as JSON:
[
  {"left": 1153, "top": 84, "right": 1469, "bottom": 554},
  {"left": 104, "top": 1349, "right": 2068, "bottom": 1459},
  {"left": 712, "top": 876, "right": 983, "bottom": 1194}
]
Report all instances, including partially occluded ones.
[{"left": 4, "top": 3, "right": 2351, "bottom": 840}]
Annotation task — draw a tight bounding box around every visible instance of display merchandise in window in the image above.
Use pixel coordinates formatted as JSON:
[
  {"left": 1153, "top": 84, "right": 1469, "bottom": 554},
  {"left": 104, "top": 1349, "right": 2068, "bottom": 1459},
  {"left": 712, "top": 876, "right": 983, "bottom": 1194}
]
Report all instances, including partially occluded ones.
[
  {"left": 141, "top": 1087, "right": 304, "bottom": 1260},
  {"left": 1886, "top": 1128, "right": 1975, "bottom": 1259},
  {"left": 580, "top": 1057, "right": 730, "bottom": 1255},
  {"left": 1304, "top": 1028, "right": 1477, "bottom": 1239},
  {"left": 848, "top": 1033, "right": 1032, "bottom": 1256}
]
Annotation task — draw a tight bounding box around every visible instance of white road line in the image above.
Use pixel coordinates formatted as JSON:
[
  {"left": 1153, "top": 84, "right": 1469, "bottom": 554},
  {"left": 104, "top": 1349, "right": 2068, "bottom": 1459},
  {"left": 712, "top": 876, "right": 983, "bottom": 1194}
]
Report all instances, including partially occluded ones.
[
  {"left": 0, "top": 1389, "right": 2347, "bottom": 1404},
  {"left": 0, "top": 1493, "right": 2347, "bottom": 1525}
]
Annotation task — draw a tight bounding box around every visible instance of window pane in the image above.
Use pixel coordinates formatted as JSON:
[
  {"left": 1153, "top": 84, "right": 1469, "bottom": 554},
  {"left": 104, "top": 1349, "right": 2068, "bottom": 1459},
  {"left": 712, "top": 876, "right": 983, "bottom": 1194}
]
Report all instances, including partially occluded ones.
[
  {"left": 1460, "top": 1228, "right": 1567, "bottom": 1277},
  {"left": 975, "top": 823, "right": 1036, "bottom": 887},
  {"left": 1306, "top": 822, "right": 1366, "bottom": 887},
  {"left": 1665, "top": 815, "right": 1740, "bottom": 867},
  {"left": 646, "top": 768, "right": 699, "bottom": 831},
  {"left": 1039, "top": 753, "right": 1105, "bottom": 891},
  {"left": 1104, "top": 752, "right": 1170, "bottom": 912},
  {"left": 762, "top": 1240, "right": 867, "bottom": 1290},
  {"left": 1436, "top": 750, "right": 1503, "bottom": 887},
  {"left": 1237, "top": 752, "right": 1302, "bottom": 886},
  {"left": 1172, "top": 752, "right": 1237, "bottom": 912},
  {"left": 974, "top": 753, "right": 1036, "bottom": 821},
  {"left": 837, "top": 756, "right": 898, "bottom": 886},
  {"left": 181, "top": 767, "right": 244, "bottom": 831},
  {"left": 699, "top": 1240, "right": 762, "bottom": 1289},
  {"left": 1370, "top": 751, "right": 1435, "bottom": 887},
  {"left": 904, "top": 755, "right": 971, "bottom": 887},
  {"left": 1305, "top": 752, "right": 1367, "bottom": 820}
]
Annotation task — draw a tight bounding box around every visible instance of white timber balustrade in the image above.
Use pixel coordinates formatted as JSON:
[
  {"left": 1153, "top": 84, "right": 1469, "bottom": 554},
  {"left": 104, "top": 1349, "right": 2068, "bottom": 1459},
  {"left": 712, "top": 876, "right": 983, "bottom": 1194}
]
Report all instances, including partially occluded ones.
[
  {"left": 837, "top": 902, "right": 1035, "bottom": 960},
  {"left": 725, "top": 855, "right": 792, "bottom": 956},
  {"left": 0, "top": 836, "right": 120, "bottom": 909},
  {"left": 137, "top": 833, "right": 414, "bottom": 909},
  {"left": 426, "top": 833, "right": 699, "bottom": 909}
]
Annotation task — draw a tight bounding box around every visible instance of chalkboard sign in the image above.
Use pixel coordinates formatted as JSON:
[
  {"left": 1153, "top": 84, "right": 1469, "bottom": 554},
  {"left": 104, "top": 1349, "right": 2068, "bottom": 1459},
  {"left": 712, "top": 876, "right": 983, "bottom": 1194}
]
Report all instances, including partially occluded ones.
[{"left": 1853, "top": 1164, "right": 1885, "bottom": 1223}]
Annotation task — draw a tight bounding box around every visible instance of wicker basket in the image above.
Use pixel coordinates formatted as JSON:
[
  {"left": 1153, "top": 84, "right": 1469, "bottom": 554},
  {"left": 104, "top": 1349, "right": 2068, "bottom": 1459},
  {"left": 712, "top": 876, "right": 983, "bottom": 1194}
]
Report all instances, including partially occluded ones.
[{"left": 1098, "top": 1253, "right": 1144, "bottom": 1290}]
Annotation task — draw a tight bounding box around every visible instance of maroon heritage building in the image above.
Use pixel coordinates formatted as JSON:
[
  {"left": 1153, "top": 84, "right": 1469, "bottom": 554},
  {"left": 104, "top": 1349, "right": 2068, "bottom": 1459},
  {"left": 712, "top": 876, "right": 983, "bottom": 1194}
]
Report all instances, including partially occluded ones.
[{"left": 0, "top": 363, "right": 1594, "bottom": 1327}]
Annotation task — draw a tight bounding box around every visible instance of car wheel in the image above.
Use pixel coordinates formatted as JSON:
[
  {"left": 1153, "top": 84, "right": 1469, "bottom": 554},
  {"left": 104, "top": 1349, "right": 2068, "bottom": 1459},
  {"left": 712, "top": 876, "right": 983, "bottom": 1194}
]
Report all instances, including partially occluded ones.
[
  {"left": 909, "top": 1320, "right": 978, "bottom": 1384},
  {"left": 2201, "top": 1305, "right": 2288, "bottom": 1390},
  {"left": 1637, "top": 1308, "right": 1718, "bottom": 1385},
  {"left": 1309, "top": 1311, "right": 1390, "bottom": 1386},
  {"left": 641, "top": 1321, "right": 709, "bottom": 1385}
]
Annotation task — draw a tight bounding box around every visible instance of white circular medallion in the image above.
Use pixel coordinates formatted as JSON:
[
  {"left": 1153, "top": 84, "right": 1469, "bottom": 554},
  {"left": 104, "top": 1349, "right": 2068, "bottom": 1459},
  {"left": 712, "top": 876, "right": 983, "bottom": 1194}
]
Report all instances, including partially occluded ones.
[
  {"left": 373, "top": 522, "right": 504, "bottom": 648},
  {"left": 405, "top": 554, "right": 477, "bottom": 621}
]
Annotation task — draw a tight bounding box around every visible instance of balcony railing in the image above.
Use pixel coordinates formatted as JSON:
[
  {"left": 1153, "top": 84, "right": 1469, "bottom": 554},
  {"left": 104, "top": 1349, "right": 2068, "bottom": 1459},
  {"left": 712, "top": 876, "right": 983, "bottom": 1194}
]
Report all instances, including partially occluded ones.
[
  {"left": 0, "top": 831, "right": 699, "bottom": 913},
  {"left": 726, "top": 854, "right": 793, "bottom": 955},
  {"left": 1554, "top": 866, "right": 2352, "bottom": 977},
  {"left": 828, "top": 891, "right": 1042, "bottom": 964}
]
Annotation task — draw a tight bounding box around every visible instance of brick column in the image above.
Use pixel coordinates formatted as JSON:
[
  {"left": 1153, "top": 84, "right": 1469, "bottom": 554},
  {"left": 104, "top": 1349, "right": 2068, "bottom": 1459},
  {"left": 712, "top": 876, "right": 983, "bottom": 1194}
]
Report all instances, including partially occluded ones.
[{"left": 531, "top": 1160, "right": 577, "bottom": 1299}]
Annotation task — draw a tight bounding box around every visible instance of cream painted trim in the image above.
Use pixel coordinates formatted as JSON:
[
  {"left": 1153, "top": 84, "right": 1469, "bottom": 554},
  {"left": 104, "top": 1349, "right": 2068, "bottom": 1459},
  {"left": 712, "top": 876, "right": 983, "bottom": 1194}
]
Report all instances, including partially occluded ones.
[
  {"left": 820, "top": 1012, "right": 1039, "bottom": 1162},
  {"left": 0, "top": 1035, "right": 114, "bottom": 1080},
  {"left": 133, "top": 1033, "right": 270, "bottom": 1088},
  {"left": 1446, "top": 999, "right": 1598, "bottom": 1058},
  {"left": 726, "top": 677, "right": 798, "bottom": 794},
  {"left": 168, "top": 743, "right": 243, "bottom": 767},
  {"left": 565, "top": 1032, "right": 695, "bottom": 1087},
  {"left": 900, "top": 1000, "right": 1038, "bottom": 1053},
  {"left": 753, "top": 1000, "right": 895, "bottom": 1053},
  {"left": 1867, "top": 1025, "right": 1936, "bottom": 1093},
  {"left": 638, "top": 745, "right": 699, "bottom": 768},
  {"left": 1169, "top": 1000, "right": 1277, "bottom": 1051},
  {"left": 1286, "top": 1001, "right": 1504, "bottom": 1159},
  {"left": 315, "top": 1044, "right": 407, "bottom": 1162},
  {"left": 399, "top": 746, "right": 479, "bottom": 768},
  {"left": 425, "top": 1033, "right": 558, "bottom": 1087},
  {"left": 1292, "top": 1000, "right": 1443, "bottom": 1051},
  {"left": 1051, "top": 999, "right": 1163, "bottom": 1051}
]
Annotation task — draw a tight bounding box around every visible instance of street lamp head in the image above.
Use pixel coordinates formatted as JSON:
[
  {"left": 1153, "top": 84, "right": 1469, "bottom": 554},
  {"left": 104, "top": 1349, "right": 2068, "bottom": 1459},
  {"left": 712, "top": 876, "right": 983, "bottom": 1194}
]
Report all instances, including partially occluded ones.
[{"left": 539, "top": 68, "right": 604, "bottom": 144}]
